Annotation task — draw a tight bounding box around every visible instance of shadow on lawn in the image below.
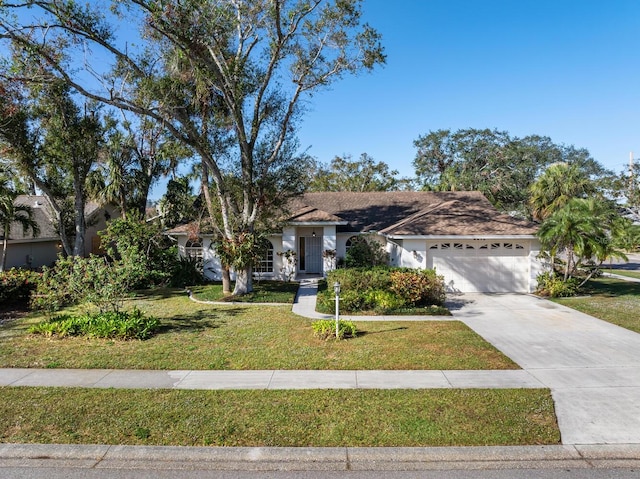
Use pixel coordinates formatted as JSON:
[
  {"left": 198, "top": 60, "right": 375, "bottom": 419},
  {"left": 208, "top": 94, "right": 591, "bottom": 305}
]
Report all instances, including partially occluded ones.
[
  {"left": 158, "top": 307, "right": 248, "bottom": 334},
  {"left": 356, "top": 326, "right": 408, "bottom": 337},
  {"left": 581, "top": 278, "right": 640, "bottom": 297}
]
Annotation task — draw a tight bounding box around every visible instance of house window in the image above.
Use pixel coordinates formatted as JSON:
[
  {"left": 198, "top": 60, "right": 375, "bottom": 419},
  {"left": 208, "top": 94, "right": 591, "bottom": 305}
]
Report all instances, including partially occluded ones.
[
  {"left": 255, "top": 238, "right": 274, "bottom": 273},
  {"left": 440, "top": 243, "right": 450, "bottom": 249},
  {"left": 185, "top": 238, "right": 204, "bottom": 270},
  {"left": 515, "top": 243, "right": 525, "bottom": 250},
  {"left": 453, "top": 243, "right": 463, "bottom": 250},
  {"left": 490, "top": 243, "right": 501, "bottom": 250},
  {"left": 503, "top": 243, "right": 513, "bottom": 249},
  {"left": 345, "top": 235, "right": 361, "bottom": 252},
  {"left": 465, "top": 244, "right": 474, "bottom": 249},
  {"left": 429, "top": 244, "right": 438, "bottom": 249}
]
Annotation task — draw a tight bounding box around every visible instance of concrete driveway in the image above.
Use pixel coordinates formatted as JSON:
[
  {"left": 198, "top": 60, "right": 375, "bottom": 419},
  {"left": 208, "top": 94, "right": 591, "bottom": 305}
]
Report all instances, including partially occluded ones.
[{"left": 448, "top": 293, "right": 640, "bottom": 445}]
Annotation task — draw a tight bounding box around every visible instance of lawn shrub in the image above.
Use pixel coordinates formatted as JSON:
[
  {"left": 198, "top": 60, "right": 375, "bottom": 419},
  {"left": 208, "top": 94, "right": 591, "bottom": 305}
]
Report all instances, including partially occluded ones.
[
  {"left": 32, "top": 254, "right": 145, "bottom": 314},
  {"left": 0, "top": 268, "right": 40, "bottom": 305},
  {"left": 169, "top": 255, "right": 204, "bottom": 288},
  {"left": 29, "top": 308, "right": 160, "bottom": 340},
  {"left": 390, "top": 268, "right": 446, "bottom": 306},
  {"left": 312, "top": 319, "right": 357, "bottom": 340},
  {"left": 364, "top": 289, "right": 405, "bottom": 313},
  {"left": 536, "top": 272, "right": 579, "bottom": 298},
  {"left": 318, "top": 267, "right": 446, "bottom": 314}
]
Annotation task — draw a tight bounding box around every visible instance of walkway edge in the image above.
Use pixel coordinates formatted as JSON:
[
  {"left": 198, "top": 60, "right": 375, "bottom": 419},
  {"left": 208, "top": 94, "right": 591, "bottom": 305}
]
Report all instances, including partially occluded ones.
[{"left": 1, "top": 443, "right": 640, "bottom": 470}]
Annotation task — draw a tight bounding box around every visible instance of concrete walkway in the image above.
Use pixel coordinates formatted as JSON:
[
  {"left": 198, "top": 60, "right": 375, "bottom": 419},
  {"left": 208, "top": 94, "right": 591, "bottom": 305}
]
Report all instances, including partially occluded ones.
[{"left": 2, "top": 280, "right": 640, "bottom": 446}]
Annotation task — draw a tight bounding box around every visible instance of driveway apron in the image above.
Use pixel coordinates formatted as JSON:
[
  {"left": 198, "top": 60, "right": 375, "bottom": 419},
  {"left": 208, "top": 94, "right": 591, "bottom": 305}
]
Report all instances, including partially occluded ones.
[{"left": 448, "top": 293, "right": 640, "bottom": 445}]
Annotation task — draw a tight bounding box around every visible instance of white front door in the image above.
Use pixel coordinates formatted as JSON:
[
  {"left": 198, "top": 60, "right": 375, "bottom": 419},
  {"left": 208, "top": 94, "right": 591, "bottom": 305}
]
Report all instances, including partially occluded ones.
[{"left": 299, "top": 236, "right": 323, "bottom": 274}]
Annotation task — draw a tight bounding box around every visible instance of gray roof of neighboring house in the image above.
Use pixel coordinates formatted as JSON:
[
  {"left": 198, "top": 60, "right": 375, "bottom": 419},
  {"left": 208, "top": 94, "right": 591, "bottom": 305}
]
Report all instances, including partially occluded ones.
[
  {"left": 4, "top": 195, "right": 106, "bottom": 242},
  {"left": 288, "top": 191, "right": 538, "bottom": 236}
]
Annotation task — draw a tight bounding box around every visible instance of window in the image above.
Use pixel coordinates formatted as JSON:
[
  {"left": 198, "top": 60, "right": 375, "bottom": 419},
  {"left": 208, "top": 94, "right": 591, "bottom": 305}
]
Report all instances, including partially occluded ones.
[
  {"left": 255, "top": 238, "right": 274, "bottom": 273},
  {"left": 429, "top": 244, "right": 438, "bottom": 249},
  {"left": 503, "top": 243, "right": 513, "bottom": 249},
  {"left": 345, "top": 235, "right": 361, "bottom": 252},
  {"left": 515, "top": 244, "right": 525, "bottom": 250},
  {"left": 454, "top": 243, "right": 463, "bottom": 250},
  {"left": 440, "top": 243, "right": 450, "bottom": 249},
  {"left": 491, "top": 243, "right": 501, "bottom": 250},
  {"left": 185, "top": 238, "right": 204, "bottom": 271}
]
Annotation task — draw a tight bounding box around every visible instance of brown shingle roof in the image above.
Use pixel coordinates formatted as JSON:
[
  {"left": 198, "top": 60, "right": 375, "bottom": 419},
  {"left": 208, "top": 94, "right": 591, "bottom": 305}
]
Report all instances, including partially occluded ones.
[{"left": 287, "top": 191, "right": 537, "bottom": 236}]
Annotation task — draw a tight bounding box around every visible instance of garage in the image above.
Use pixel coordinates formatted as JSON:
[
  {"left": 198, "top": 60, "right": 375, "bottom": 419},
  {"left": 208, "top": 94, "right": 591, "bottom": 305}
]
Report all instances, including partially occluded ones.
[{"left": 427, "top": 240, "right": 531, "bottom": 293}]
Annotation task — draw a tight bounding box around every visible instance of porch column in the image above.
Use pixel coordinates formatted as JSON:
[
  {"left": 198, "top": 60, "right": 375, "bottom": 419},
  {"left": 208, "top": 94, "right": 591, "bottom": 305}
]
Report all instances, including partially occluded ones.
[
  {"left": 280, "top": 226, "right": 297, "bottom": 280},
  {"left": 322, "top": 225, "right": 337, "bottom": 275}
]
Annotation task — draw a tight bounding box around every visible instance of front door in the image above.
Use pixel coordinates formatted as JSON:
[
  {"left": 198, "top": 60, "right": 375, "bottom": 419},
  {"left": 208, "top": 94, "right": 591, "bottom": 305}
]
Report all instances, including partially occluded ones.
[{"left": 299, "top": 236, "right": 323, "bottom": 274}]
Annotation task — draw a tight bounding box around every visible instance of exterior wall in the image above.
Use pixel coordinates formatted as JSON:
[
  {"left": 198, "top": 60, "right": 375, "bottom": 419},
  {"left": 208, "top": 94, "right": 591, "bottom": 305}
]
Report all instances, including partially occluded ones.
[
  {"left": 528, "top": 237, "right": 545, "bottom": 293},
  {"left": 4, "top": 240, "right": 60, "bottom": 270},
  {"left": 396, "top": 238, "right": 427, "bottom": 269},
  {"left": 84, "top": 204, "right": 121, "bottom": 256},
  {"left": 322, "top": 225, "right": 337, "bottom": 275}
]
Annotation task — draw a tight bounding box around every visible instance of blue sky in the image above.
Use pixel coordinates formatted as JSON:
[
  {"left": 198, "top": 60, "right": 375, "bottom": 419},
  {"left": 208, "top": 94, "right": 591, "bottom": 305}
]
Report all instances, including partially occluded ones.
[{"left": 295, "top": 0, "right": 640, "bottom": 178}]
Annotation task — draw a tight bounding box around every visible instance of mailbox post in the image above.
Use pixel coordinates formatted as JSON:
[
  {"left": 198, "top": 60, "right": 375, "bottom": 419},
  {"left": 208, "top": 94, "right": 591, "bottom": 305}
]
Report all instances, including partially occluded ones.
[{"left": 333, "top": 281, "right": 341, "bottom": 339}]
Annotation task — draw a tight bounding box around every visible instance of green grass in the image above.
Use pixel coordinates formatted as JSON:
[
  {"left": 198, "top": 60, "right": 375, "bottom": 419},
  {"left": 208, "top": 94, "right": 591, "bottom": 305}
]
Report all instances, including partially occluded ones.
[
  {"left": 602, "top": 269, "right": 640, "bottom": 280},
  {"left": 553, "top": 277, "right": 640, "bottom": 333},
  {"left": 189, "top": 281, "right": 299, "bottom": 303},
  {"left": 0, "top": 289, "right": 515, "bottom": 369},
  {"left": 0, "top": 387, "right": 559, "bottom": 446}
]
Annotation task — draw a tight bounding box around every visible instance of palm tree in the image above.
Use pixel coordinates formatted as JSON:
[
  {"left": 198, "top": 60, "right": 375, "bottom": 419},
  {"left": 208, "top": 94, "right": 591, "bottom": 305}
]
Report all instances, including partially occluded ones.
[
  {"left": 0, "top": 186, "right": 40, "bottom": 272},
  {"left": 538, "top": 198, "right": 627, "bottom": 282},
  {"left": 529, "top": 162, "right": 596, "bottom": 221}
]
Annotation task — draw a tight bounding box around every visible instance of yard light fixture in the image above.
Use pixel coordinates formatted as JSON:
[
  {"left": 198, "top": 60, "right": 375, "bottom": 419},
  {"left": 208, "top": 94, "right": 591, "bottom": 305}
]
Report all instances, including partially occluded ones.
[{"left": 334, "top": 281, "right": 341, "bottom": 339}]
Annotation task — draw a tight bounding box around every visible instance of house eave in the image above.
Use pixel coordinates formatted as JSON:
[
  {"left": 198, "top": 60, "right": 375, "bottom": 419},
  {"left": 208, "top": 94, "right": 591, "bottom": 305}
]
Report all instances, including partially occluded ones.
[
  {"left": 381, "top": 234, "right": 539, "bottom": 240},
  {"left": 288, "top": 221, "right": 348, "bottom": 226}
]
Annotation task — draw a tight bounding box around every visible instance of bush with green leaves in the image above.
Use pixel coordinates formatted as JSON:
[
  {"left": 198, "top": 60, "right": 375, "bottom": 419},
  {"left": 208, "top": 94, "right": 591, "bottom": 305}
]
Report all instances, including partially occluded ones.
[
  {"left": 29, "top": 308, "right": 160, "bottom": 340},
  {"left": 169, "top": 255, "right": 204, "bottom": 288},
  {"left": 0, "top": 268, "right": 41, "bottom": 306},
  {"left": 535, "top": 272, "right": 579, "bottom": 298},
  {"left": 317, "top": 267, "right": 446, "bottom": 314},
  {"left": 99, "top": 215, "right": 178, "bottom": 288},
  {"left": 389, "top": 268, "right": 446, "bottom": 306},
  {"left": 312, "top": 319, "right": 357, "bottom": 340},
  {"left": 344, "top": 235, "right": 389, "bottom": 268},
  {"left": 32, "top": 254, "right": 146, "bottom": 314}
]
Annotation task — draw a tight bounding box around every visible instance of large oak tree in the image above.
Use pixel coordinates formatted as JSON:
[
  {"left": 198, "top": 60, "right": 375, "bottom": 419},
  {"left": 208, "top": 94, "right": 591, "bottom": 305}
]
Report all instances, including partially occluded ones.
[{"left": 0, "top": 0, "right": 385, "bottom": 294}]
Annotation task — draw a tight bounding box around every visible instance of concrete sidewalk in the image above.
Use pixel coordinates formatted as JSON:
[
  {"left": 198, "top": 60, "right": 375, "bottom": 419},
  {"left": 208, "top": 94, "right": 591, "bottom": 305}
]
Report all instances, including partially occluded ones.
[{"left": 0, "top": 367, "right": 543, "bottom": 390}]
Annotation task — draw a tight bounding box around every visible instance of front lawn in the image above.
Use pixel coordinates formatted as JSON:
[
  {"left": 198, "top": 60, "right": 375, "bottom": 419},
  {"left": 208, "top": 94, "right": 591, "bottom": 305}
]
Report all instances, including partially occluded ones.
[
  {"left": 189, "top": 281, "right": 299, "bottom": 303},
  {"left": 0, "top": 387, "right": 559, "bottom": 446},
  {"left": 552, "top": 277, "right": 640, "bottom": 333},
  {"left": 0, "top": 288, "right": 515, "bottom": 370}
]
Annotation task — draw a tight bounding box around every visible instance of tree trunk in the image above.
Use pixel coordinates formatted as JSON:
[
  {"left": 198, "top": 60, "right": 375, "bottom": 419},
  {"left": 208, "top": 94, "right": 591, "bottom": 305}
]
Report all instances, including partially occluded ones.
[
  {"left": 72, "top": 186, "right": 86, "bottom": 257},
  {"left": 1, "top": 230, "right": 8, "bottom": 272},
  {"left": 222, "top": 266, "right": 232, "bottom": 295},
  {"left": 233, "top": 266, "right": 253, "bottom": 295}
]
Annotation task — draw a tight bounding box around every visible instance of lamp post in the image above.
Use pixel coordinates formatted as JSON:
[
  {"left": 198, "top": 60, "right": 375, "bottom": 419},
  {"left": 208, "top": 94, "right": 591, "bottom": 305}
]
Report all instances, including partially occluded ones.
[{"left": 333, "top": 281, "right": 341, "bottom": 339}]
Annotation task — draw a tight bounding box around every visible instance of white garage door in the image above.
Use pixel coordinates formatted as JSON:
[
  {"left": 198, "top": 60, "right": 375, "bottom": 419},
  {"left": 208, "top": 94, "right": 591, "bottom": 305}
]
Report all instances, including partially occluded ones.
[{"left": 427, "top": 241, "right": 530, "bottom": 293}]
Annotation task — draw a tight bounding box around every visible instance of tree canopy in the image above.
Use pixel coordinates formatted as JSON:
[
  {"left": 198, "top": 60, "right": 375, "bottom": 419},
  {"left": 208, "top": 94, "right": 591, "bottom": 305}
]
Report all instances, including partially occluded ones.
[
  {"left": 413, "top": 128, "right": 612, "bottom": 217},
  {"left": 0, "top": 0, "right": 385, "bottom": 294},
  {"left": 307, "top": 153, "right": 411, "bottom": 192}
]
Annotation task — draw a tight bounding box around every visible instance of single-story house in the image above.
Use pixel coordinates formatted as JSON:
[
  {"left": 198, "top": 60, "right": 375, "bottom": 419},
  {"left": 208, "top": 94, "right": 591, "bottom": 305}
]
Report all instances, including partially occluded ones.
[
  {"left": 166, "top": 191, "right": 543, "bottom": 293},
  {"left": 2, "top": 195, "right": 119, "bottom": 270}
]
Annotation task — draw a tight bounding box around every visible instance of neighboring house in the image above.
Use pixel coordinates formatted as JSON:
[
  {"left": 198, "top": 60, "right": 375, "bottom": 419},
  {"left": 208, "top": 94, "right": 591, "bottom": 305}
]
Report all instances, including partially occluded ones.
[
  {"left": 166, "top": 191, "right": 543, "bottom": 293},
  {"left": 1, "top": 195, "right": 119, "bottom": 270}
]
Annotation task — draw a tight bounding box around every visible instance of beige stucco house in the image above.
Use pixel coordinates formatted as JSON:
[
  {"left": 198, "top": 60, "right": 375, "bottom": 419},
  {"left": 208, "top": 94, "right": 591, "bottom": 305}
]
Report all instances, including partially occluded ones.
[{"left": 166, "top": 191, "right": 543, "bottom": 293}]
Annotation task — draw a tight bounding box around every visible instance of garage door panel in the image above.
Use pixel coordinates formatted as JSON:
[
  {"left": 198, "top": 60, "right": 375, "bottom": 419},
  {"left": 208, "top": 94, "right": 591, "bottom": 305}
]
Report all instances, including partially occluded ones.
[{"left": 429, "top": 241, "right": 530, "bottom": 293}]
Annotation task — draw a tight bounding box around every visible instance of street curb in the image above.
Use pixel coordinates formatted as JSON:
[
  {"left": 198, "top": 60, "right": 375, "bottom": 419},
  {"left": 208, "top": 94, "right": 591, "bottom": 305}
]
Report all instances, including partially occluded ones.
[{"left": 1, "top": 443, "right": 640, "bottom": 471}]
